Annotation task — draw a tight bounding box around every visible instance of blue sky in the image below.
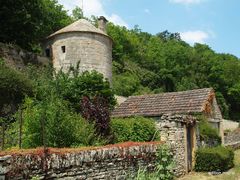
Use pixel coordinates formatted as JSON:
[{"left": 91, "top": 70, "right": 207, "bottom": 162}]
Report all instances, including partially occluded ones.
[{"left": 58, "top": 0, "right": 240, "bottom": 58}]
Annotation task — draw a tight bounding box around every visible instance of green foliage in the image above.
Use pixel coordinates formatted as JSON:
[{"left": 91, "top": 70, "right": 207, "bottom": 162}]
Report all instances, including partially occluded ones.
[
  {"left": 195, "top": 146, "right": 234, "bottom": 172},
  {"left": 111, "top": 117, "right": 159, "bottom": 143},
  {"left": 0, "top": 59, "right": 33, "bottom": 117},
  {"left": 0, "top": 0, "right": 72, "bottom": 51},
  {"left": 113, "top": 72, "right": 141, "bottom": 96},
  {"left": 72, "top": 6, "right": 84, "bottom": 21},
  {"left": 54, "top": 70, "right": 116, "bottom": 111},
  {"left": 132, "top": 145, "right": 174, "bottom": 180},
  {"left": 22, "top": 97, "right": 99, "bottom": 148},
  {"left": 6, "top": 65, "right": 116, "bottom": 148},
  {"left": 198, "top": 117, "right": 221, "bottom": 145}
]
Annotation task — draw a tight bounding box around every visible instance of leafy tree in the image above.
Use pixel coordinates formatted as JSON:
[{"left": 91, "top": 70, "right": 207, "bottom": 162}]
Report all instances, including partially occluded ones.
[{"left": 72, "top": 6, "right": 84, "bottom": 20}]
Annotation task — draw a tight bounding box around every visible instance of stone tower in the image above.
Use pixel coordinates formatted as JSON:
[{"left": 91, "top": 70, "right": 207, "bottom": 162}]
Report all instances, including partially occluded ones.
[{"left": 43, "top": 17, "right": 112, "bottom": 83}]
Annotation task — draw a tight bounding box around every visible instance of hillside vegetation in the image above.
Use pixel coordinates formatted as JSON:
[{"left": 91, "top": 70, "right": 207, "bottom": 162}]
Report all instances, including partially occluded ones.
[
  {"left": 0, "top": 1, "right": 240, "bottom": 120},
  {"left": 107, "top": 24, "right": 240, "bottom": 120}
]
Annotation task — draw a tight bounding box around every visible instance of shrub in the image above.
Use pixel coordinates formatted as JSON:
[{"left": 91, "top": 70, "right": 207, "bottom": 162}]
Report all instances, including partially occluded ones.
[
  {"left": 198, "top": 117, "right": 221, "bottom": 145},
  {"left": 0, "top": 59, "right": 33, "bottom": 117},
  {"left": 111, "top": 117, "right": 159, "bottom": 143},
  {"left": 55, "top": 70, "right": 116, "bottom": 111},
  {"left": 81, "top": 96, "right": 111, "bottom": 139},
  {"left": 22, "top": 97, "right": 101, "bottom": 148},
  {"left": 195, "top": 146, "right": 234, "bottom": 172}
]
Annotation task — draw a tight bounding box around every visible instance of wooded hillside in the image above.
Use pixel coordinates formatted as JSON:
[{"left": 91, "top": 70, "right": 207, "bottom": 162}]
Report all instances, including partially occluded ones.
[
  {"left": 0, "top": 0, "right": 240, "bottom": 120},
  {"left": 107, "top": 24, "right": 240, "bottom": 120}
]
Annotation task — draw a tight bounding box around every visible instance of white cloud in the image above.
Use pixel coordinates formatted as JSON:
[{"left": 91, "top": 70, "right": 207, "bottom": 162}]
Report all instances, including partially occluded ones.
[
  {"left": 108, "top": 14, "right": 129, "bottom": 27},
  {"left": 58, "top": 0, "right": 128, "bottom": 27},
  {"left": 169, "top": 0, "right": 205, "bottom": 5},
  {"left": 180, "top": 30, "right": 210, "bottom": 44},
  {"left": 82, "top": 0, "right": 105, "bottom": 17}
]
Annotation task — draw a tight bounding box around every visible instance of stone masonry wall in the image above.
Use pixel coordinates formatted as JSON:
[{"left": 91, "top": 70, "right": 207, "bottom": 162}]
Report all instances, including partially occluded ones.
[
  {"left": 223, "top": 119, "right": 239, "bottom": 131},
  {"left": 155, "top": 114, "right": 191, "bottom": 177},
  {"left": 0, "top": 142, "right": 162, "bottom": 180},
  {"left": 0, "top": 42, "right": 49, "bottom": 70},
  {"left": 224, "top": 128, "right": 240, "bottom": 149}
]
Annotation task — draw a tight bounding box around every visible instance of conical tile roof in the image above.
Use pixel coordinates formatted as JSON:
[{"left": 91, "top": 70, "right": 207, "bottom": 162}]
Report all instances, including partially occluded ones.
[{"left": 47, "top": 19, "right": 108, "bottom": 38}]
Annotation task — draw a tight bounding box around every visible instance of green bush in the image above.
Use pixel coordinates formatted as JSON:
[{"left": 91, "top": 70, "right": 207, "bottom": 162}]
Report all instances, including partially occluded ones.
[
  {"left": 111, "top": 117, "right": 159, "bottom": 143},
  {"left": 22, "top": 97, "right": 101, "bottom": 148},
  {"left": 0, "top": 59, "right": 33, "bottom": 117},
  {"left": 198, "top": 118, "right": 221, "bottom": 145},
  {"left": 195, "top": 146, "right": 234, "bottom": 172}
]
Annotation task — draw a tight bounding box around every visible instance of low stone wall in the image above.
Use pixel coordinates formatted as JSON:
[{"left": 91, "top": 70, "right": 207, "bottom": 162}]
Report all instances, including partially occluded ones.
[
  {"left": 0, "top": 142, "right": 163, "bottom": 180},
  {"left": 224, "top": 128, "right": 240, "bottom": 149},
  {"left": 223, "top": 119, "right": 239, "bottom": 131}
]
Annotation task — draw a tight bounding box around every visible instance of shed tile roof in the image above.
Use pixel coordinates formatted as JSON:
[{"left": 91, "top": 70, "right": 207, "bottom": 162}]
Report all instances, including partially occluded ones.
[
  {"left": 47, "top": 19, "right": 108, "bottom": 38},
  {"left": 112, "top": 88, "right": 214, "bottom": 117}
]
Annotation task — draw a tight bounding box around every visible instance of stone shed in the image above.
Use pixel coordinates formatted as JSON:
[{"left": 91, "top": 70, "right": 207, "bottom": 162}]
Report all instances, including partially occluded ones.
[
  {"left": 43, "top": 16, "right": 113, "bottom": 83},
  {"left": 112, "top": 88, "right": 224, "bottom": 175}
]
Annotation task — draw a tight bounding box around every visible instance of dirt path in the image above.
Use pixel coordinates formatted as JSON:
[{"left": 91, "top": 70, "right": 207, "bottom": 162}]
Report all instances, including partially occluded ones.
[{"left": 178, "top": 149, "right": 240, "bottom": 180}]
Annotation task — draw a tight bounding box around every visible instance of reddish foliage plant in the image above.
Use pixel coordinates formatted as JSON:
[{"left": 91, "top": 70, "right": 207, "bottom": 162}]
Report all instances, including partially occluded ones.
[{"left": 81, "top": 96, "right": 111, "bottom": 138}]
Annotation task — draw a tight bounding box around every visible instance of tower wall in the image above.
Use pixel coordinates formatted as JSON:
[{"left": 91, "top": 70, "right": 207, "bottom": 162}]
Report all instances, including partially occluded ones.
[{"left": 47, "top": 32, "right": 112, "bottom": 83}]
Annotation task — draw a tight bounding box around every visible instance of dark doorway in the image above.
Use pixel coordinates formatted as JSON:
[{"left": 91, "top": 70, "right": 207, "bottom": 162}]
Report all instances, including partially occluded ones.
[{"left": 187, "top": 125, "right": 194, "bottom": 171}]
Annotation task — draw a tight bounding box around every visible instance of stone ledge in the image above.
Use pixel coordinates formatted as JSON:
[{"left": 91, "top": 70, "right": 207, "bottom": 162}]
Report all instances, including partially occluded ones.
[{"left": 0, "top": 141, "right": 163, "bottom": 179}]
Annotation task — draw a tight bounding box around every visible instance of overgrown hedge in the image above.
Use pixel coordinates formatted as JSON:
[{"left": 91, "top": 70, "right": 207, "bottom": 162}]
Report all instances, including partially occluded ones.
[
  {"left": 195, "top": 146, "right": 234, "bottom": 172},
  {"left": 111, "top": 117, "right": 159, "bottom": 143},
  {"left": 198, "top": 117, "right": 221, "bottom": 146}
]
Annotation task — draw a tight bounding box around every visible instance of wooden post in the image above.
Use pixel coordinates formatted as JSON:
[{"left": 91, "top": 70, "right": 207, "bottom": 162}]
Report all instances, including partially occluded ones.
[
  {"left": 19, "top": 108, "right": 23, "bottom": 149},
  {"left": 1, "top": 122, "right": 5, "bottom": 150},
  {"left": 40, "top": 112, "right": 46, "bottom": 148}
]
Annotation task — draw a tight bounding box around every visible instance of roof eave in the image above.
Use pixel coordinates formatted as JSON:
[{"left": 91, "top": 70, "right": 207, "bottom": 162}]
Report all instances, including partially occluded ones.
[{"left": 46, "top": 30, "right": 113, "bottom": 42}]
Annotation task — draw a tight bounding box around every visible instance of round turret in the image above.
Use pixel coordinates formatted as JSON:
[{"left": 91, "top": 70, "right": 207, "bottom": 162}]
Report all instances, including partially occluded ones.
[{"left": 44, "top": 17, "right": 112, "bottom": 83}]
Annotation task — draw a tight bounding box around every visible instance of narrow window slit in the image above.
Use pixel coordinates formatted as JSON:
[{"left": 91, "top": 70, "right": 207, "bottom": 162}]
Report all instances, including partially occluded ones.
[
  {"left": 61, "top": 46, "right": 66, "bottom": 53},
  {"left": 45, "top": 48, "right": 50, "bottom": 57}
]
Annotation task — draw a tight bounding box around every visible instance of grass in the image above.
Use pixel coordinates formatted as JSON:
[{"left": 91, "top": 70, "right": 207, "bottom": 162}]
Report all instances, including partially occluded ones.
[{"left": 178, "top": 149, "right": 240, "bottom": 180}]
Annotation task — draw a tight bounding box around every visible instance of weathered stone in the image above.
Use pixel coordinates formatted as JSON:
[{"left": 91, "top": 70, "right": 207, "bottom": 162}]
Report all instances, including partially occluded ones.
[
  {"left": 0, "top": 155, "right": 11, "bottom": 162},
  {"left": 0, "top": 43, "right": 50, "bottom": 70},
  {"left": 0, "top": 142, "right": 163, "bottom": 179},
  {"left": 224, "top": 128, "right": 240, "bottom": 149}
]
